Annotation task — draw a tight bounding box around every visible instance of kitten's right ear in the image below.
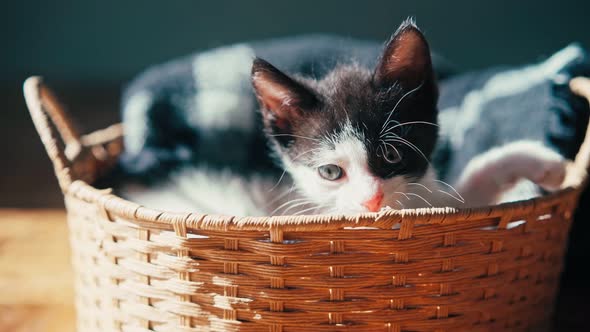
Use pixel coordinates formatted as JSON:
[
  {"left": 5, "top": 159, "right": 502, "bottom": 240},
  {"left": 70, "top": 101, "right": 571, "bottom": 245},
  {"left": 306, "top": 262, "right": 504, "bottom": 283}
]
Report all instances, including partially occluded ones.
[
  {"left": 374, "top": 18, "right": 434, "bottom": 89},
  {"left": 251, "top": 58, "right": 318, "bottom": 131}
]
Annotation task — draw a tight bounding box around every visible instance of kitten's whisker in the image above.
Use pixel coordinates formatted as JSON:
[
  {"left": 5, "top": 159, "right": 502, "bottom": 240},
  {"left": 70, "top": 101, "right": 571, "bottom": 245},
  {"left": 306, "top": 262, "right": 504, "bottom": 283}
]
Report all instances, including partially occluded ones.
[
  {"left": 381, "top": 142, "right": 402, "bottom": 163},
  {"left": 271, "top": 198, "right": 312, "bottom": 215},
  {"left": 380, "top": 121, "right": 439, "bottom": 136},
  {"left": 389, "top": 121, "right": 439, "bottom": 131},
  {"left": 267, "top": 184, "right": 296, "bottom": 205},
  {"left": 434, "top": 179, "right": 465, "bottom": 202},
  {"left": 406, "top": 192, "right": 433, "bottom": 207},
  {"left": 396, "top": 200, "right": 405, "bottom": 209},
  {"left": 381, "top": 120, "right": 401, "bottom": 137},
  {"left": 378, "top": 140, "right": 391, "bottom": 154},
  {"left": 282, "top": 200, "right": 316, "bottom": 215},
  {"left": 380, "top": 119, "right": 401, "bottom": 133},
  {"left": 387, "top": 138, "right": 426, "bottom": 161},
  {"left": 268, "top": 187, "right": 292, "bottom": 204},
  {"left": 376, "top": 144, "right": 385, "bottom": 158},
  {"left": 269, "top": 169, "right": 288, "bottom": 193},
  {"left": 292, "top": 204, "right": 324, "bottom": 216},
  {"left": 406, "top": 182, "right": 433, "bottom": 193},
  {"left": 380, "top": 121, "right": 437, "bottom": 141},
  {"left": 437, "top": 189, "right": 465, "bottom": 203},
  {"left": 277, "top": 197, "right": 312, "bottom": 205},
  {"left": 380, "top": 82, "right": 424, "bottom": 133},
  {"left": 384, "top": 136, "right": 429, "bottom": 163}
]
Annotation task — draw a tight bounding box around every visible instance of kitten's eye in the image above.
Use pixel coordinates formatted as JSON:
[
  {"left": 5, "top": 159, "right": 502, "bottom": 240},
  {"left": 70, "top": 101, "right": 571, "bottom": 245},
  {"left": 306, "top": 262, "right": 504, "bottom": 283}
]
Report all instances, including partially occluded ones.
[
  {"left": 318, "top": 164, "right": 344, "bottom": 181},
  {"left": 384, "top": 148, "right": 402, "bottom": 164}
]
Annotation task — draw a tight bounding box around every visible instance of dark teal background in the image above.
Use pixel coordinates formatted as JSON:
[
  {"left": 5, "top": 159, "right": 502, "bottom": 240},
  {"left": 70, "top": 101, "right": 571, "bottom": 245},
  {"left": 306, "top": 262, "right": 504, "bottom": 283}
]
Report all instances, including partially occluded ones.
[{"left": 3, "top": 0, "right": 590, "bottom": 84}]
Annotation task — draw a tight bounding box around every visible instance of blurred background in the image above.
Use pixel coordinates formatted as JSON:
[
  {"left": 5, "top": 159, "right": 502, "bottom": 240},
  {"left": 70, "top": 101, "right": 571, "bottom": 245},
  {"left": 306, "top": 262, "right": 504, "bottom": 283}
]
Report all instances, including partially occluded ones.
[{"left": 2, "top": 0, "right": 590, "bottom": 330}]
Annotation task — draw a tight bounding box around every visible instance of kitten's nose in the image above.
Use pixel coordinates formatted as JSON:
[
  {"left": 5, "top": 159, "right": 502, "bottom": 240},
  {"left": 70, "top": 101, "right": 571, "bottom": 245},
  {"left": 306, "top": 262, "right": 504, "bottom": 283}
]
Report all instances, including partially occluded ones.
[{"left": 363, "top": 191, "right": 384, "bottom": 212}]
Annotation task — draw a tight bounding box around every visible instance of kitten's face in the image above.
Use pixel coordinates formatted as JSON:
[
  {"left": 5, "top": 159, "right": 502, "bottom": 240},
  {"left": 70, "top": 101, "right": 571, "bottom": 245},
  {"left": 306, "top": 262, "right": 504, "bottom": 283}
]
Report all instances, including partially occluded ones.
[{"left": 252, "top": 20, "right": 439, "bottom": 214}]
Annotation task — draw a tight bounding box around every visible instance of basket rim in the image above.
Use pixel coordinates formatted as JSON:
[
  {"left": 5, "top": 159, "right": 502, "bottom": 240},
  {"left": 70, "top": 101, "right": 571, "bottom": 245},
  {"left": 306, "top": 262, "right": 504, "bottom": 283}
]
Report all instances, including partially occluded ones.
[
  {"left": 68, "top": 177, "right": 581, "bottom": 232},
  {"left": 23, "top": 76, "right": 590, "bottom": 232}
]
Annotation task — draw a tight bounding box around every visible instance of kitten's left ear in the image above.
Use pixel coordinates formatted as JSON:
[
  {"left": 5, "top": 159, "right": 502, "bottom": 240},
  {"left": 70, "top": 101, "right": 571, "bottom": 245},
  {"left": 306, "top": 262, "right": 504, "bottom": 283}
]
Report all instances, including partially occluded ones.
[
  {"left": 251, "top": 58, "right": 319, "bottom": 132},
  {"left": 374, "top": 18, "right": 434, "bottom": 89}
]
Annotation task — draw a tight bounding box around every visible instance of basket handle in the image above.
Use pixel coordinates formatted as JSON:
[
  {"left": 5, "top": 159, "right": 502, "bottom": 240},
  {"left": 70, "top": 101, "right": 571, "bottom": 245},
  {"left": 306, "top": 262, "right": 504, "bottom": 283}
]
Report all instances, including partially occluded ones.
[{"left": 23, "top": 76, "right": 82, "bottom": 191}]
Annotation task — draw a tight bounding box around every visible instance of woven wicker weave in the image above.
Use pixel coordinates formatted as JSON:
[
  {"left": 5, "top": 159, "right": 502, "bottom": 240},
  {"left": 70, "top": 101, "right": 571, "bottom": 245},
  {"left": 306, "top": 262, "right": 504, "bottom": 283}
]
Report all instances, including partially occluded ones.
[{"left": 24, "top": 76, "right": 590, "bottom": 332}]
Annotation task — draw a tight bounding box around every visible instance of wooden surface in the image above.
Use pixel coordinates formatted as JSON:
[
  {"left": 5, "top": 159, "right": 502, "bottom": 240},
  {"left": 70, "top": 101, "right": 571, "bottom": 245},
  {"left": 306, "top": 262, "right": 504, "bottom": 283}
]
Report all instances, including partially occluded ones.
[{"left": 0, "top": 209, "right": 75, "bottom": 332}]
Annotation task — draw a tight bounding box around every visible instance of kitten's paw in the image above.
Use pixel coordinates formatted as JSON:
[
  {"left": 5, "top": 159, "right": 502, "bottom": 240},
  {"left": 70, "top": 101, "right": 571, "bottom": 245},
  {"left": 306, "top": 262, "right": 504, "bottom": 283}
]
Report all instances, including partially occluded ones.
[{"left": 530, "top": 159, "right": 566, "bottom": 191}]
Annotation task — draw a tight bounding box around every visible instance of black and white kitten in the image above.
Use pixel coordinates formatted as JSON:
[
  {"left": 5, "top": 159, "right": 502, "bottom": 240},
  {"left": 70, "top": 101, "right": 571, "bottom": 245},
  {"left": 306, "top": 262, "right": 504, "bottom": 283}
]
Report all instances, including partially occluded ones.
[
  {"left": 119, "top": 19, "right": 566, "bottom": 215},
  {"left": 250, "top": 21, "right": 449, "bottom": 214}
]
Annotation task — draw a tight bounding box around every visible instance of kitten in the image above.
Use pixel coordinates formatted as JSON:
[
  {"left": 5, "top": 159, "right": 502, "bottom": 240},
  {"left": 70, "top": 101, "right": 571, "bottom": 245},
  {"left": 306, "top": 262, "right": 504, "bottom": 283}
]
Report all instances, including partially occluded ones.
[
  {"left": 118, "top": 19, "right": 566, "bottom": 215},
  {"left": 250, "top": 20, "right": 448, "bottom": 213}
]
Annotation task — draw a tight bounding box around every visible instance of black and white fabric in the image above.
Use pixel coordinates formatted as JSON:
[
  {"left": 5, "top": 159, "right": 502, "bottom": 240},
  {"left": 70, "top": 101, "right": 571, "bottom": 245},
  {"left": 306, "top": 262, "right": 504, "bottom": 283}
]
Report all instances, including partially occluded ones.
[{"left": 435, "top": 43, "right": 590, "bottom": 183}]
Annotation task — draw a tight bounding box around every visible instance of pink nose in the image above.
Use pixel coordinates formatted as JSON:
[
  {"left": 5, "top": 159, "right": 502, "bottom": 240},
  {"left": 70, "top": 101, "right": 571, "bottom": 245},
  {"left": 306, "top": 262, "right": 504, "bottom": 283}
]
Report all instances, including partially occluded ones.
[{"left": 363, "top": 191, "right": 384, "bottom": 212}]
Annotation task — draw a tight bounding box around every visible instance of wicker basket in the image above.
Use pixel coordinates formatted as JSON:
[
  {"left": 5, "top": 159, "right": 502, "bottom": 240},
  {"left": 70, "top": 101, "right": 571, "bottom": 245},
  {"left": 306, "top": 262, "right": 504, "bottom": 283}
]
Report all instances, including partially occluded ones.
[{"left": 24, "top": 75, "right": 590, "bottom": 332}]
